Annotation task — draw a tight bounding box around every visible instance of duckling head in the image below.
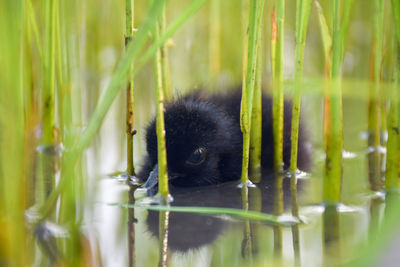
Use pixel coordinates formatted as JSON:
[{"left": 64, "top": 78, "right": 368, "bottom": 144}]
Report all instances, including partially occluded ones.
[{"left": 142, "top": 98, "right": 242, "bottom": 194}]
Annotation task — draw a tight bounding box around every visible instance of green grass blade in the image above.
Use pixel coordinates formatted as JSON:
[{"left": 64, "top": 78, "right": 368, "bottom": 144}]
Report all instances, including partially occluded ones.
[
  {"left": 313, "top": 0, "right": 332, "bottom": 68},
  {"left": 113, "top": 203, "right": 298, "bottom": 226},
  {"left": 27, "top": 0, "right": 43, "bottom": 60},
  {"left": 135, "top": 0, "right": 206, "bottom": 73}
]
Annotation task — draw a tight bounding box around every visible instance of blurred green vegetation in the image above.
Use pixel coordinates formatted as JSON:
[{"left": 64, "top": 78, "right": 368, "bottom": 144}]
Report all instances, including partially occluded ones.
[{"left": 0, "top": 0, "right": 400, "bottom": 266}]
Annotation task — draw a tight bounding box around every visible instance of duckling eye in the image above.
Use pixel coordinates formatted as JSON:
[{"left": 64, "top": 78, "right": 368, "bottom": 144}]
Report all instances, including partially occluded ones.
[{"left": 186, "top": 147, "right": 207, "bottom": 166}]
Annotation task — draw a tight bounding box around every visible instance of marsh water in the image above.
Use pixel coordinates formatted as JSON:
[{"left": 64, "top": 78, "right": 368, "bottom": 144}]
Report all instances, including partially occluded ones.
[{"left": 53, "top": 84, "right": 396, "bottom": 267}]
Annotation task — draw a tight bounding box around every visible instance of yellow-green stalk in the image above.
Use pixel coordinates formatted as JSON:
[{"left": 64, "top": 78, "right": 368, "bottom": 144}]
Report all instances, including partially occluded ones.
[
  {"left": 290, "top": 0, "right": 311, "bottom": 172},
  {"left": 250, "top": 20, "right": 263, "bottom": 182},
  {"left": 271, "top": 0, "right": 284, "bottom": 173},
  {"left": 154, "top": 13, "right": 170, "bottom": 202},
  {"left": 385, "top": 0, "right": 400, "bottom": 190},
  {"left": 240, "top": 0, "right": 265, "bottom": 185},
  {"left": 55, "top": 0, "right": 71, "bottom": 138},
  {"left": 270, "top": 1, "right": 285, "bottom": 255},
  {"left": 367, "top": 0, "right": 384, "bottom": 191},
  {"left": 39, "top": 0, "right": 58, "bottom": 209},
  {"left": 324, "top": 0, "right": 345, "bottom": 203},
  {"left": 314, "top": 0, "right": 333, "bottom": 151},
  {"left": 126, "top": 0, "right": 136, "bottom": 177},
  {"left": 159, "top": 8, "right": 172, "bottom": 101},
  {"left": 42, "top": 0, "right": 57, "bottom": 146},
  {"left": 392, "top": 1, "right": 400, "bottom": 178},
  {"left": 0, "top": 1, "right": 26, "bottom": 265},
  {"left": 385, "top": 84, "right": 399, "bottom": 190}
]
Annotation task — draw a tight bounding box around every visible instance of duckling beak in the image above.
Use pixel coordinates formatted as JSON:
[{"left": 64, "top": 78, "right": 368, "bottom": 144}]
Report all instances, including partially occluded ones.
[{"left": 142, "top": 164, "right": 159, "bottom": 196}]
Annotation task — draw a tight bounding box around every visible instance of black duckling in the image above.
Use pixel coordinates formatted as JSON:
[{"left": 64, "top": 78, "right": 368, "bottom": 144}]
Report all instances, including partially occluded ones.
[{"left": 138, "top": 88, "right": 311, "bottom": 193}]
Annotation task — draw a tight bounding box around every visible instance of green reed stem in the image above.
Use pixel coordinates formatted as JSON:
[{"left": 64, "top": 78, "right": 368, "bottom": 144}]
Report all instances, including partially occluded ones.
[
  {"left": 272, "top": 0, "right": 284, "bottom": 172},
  {"left": 385, "top": 92, "right": 399, "bottom": 190},
  {"left": 160, "top": 8, "right": 172, "bottom": 101},
  {"left": 57, "top": 0, "right": 72, "bottom": 140},
  {"left": 55, "top": 0, "right": 76, "bottom": 231},
  {"left": 367, "top": 0, "right": 384, "bottom": 191},
  {"left": 290, "top": 0, "right": 311, "bottom": 172},
  {"left": 39, "top": 0, "right": 58, "bottom": 208},
  {"left": 250, "top": 29, "right": 262, "bottom": 182},
  {"left": 55, "top": 0, "right": 63, "bottom": 131},
  {"left": 323, "top": 0, "right": 345, "bottom": 203},
  {"left": 314, "top": 0, "right": 333, "bottom": 153},
  {"left": 42, "top": 0, "right": 56, "bottom": 146},
  {"left": 154, "top": 14, "right": 170, "bottom": 202},
  {"left": 27, "top": 0, "right": 43, "bottom": 60},
  {"left": 288, "top": 3, "right": 311, "bottom": 258},
  {"left": 240, "top": 0, "right": 248, "bottom": 182},
  {"left": 55, "top": 0, "right": 72, "bottom": 140},
  {"left": 338, "top": 0, "right": 353, "bottom": 62},
  {"left": 240, "top": 0, "right": 265, "bottom": 185},
  {"left": 386, "top": 1, "right": 400, "bottom": 190},
  {"left": 0, "top": 1, "right": 26, "bottom": 265},
  {"left": 125, "top": 0, "right": 136, "bottom": 176},
  {"left": 393, "top": 0, "right": 400, "bottom": 41}
]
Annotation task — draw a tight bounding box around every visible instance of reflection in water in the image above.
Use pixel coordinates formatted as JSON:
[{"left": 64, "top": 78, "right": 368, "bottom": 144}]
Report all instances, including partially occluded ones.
[
  {"left": 128, "top": 186, "right": 137, "bottom": 267},
  {"left": 146, "top": 207, "right": 226, "bottom": 252},
  {"left": 158, "top": 210, "right": 170, "bottom": 267},
  {"left": 138, "top": 173, "right": 298, "bottom": 254},
  {"left": 323, "top": 203, "right": 340, "bottom": 265},
  {"left": 273, "top": 175, "right": 284, "bottom": 258},
  {"left": 290, "top": 171, "right": 301, "bottom": 266}
]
